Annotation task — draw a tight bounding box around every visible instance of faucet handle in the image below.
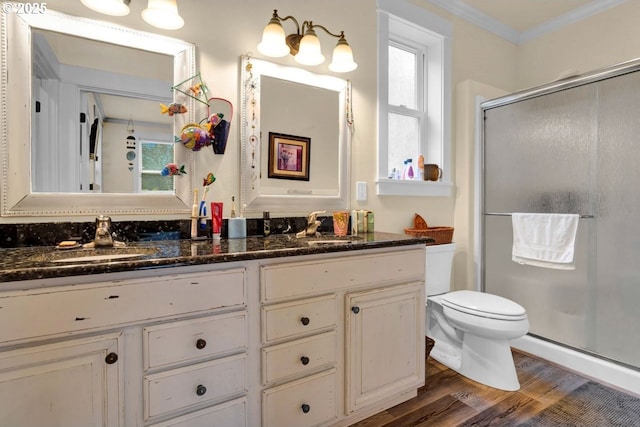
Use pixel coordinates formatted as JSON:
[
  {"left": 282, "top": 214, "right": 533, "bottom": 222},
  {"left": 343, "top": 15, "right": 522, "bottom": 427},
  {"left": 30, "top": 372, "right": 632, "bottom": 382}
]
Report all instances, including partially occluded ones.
[{"left": 308, "top": 210, "right": 326, "bottom": 222}]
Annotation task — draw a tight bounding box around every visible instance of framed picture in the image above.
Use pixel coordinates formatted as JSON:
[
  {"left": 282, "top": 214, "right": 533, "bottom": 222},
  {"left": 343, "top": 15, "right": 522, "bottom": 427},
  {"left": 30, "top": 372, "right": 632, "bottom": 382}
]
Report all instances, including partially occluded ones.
[{"left": 267, "top": 132, "right": 311, "bottom": 181}]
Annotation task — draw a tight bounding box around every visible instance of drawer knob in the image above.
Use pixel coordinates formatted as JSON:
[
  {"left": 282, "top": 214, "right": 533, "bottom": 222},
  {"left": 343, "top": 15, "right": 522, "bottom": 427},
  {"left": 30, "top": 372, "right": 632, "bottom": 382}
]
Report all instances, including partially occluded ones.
[
  {"left": 196, "top": 384, "right": 207, "bottom": 396},
  {"left": 300, "top": 316, "right": 310, "bottom": 326},
  {"left": 301, "top": 403, "right": 311, "bottom": 414},
  {"left": 351, "top": 306, "right": 360, "bottom": 314},
  {"left": 196, "top": 338, "right": 207, "bottom": 349},
  {"left": 105, "top": 352, "right": 118, "bottom": 365},
  {"left": 300, "top": 356, "right": 310, "bottom": 365}
]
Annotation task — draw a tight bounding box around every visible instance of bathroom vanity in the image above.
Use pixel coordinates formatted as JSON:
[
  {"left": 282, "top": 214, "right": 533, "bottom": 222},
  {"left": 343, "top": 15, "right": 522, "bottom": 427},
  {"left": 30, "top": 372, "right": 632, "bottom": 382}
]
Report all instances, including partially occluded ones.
[{"left": 0, "top": 233, "right": 426, "bottom": 427}]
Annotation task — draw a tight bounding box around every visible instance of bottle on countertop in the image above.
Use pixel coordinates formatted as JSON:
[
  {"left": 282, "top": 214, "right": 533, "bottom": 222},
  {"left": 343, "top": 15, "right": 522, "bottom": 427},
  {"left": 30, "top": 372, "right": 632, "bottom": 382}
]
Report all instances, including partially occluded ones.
[
  {"left": 263, "top": 211, "right": 271, "bottom": 236},
  {"left": 417, "top": 154, "right": 425, "bottom": 180},
  {"left": 228, "top": 196, "right": 247, "bottom": 239}
]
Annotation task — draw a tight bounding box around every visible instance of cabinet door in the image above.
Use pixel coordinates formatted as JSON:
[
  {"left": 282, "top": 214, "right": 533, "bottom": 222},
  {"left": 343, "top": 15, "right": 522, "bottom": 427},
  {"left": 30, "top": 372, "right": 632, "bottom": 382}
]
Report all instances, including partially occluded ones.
[
  {"left": 345, "top": 282, "right": 424, "bottom": 413},
  {"left": 0, "top": 333, "right": 121, "bottom": 427}
]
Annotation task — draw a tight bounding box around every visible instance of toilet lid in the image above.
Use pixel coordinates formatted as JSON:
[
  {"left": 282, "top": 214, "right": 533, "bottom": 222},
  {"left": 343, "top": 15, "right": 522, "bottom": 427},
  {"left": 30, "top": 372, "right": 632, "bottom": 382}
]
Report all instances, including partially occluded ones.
[{"left": 440, "top": 290, "right": 526, "bottom": 318}]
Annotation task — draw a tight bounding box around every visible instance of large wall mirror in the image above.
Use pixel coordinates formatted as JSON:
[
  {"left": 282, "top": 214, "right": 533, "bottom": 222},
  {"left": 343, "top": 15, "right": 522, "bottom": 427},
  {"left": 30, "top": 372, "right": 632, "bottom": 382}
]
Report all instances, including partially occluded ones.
[
  {"left": 1, "top": 9, "right": 195, "bottom": 217},
  {"left": 240, "top": 56, "right": 351, "bottom": 215}
]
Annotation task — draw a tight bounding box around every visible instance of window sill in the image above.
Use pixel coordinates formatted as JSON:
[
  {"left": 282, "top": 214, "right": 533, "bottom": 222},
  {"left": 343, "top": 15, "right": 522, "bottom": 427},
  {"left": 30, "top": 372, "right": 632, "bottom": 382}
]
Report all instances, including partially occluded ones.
[{"left": 375, "top": 179, "right": 453, "bottom": 197}]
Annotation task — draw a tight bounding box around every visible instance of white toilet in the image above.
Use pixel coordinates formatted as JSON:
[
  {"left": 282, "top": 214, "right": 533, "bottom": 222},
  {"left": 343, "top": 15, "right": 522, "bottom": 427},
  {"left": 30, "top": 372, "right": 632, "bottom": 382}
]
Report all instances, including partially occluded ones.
[{"left": 425, "top": 243, "right": 529, "bottom": 391}]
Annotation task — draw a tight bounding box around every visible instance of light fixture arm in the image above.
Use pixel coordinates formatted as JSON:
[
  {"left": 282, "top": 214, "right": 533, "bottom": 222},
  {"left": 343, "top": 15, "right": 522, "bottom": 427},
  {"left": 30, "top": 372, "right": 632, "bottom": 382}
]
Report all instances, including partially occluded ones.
[
  {"left": 274, "top": 11, "right": 301, "bottom": 35},
  {"left": 304, "top": 22, "right": 344, "bottom": 41}
]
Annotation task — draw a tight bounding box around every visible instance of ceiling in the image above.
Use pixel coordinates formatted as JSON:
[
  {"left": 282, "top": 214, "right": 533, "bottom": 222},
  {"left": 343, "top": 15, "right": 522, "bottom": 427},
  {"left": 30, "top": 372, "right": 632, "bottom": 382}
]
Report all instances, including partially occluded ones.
[{"left": 428, "top": 0, "right": 628, "bottom": 44}]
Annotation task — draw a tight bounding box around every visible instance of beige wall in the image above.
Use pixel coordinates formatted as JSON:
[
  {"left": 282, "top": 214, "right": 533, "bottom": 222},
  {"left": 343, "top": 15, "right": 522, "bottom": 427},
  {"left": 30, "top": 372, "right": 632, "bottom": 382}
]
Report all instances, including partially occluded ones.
[{"left": 516, "top": 1, "right": 640, "bottom": 90}]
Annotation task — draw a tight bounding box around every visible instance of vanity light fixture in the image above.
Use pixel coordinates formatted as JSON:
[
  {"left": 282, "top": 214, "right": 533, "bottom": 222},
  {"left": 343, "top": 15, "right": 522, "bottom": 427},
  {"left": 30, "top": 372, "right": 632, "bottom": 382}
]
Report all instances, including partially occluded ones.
[
  {"left": 80, "top": 0, "right": 131, "bottom": 16},
  {"left": 257, "top": 9, "right": 358, "bottom": 73},
  {"left": 80, "top": 0, "right": 184, "bottom": 30}
]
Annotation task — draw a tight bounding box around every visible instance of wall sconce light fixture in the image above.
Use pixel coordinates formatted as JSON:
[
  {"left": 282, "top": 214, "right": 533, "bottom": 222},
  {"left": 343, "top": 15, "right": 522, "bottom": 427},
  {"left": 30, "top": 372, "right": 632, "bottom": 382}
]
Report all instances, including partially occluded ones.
[
  {"left": 257, "top": 9, "right": 358, "bottom": 73},
  {"left": 80, "top": 0, "right": 184, "bottom": 30}
]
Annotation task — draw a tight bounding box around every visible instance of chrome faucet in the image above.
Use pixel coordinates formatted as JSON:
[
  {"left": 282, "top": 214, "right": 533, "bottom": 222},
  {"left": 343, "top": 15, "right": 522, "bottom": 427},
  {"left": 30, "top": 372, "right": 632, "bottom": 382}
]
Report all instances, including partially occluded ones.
[
  {"left": 296, "top": 210, "right": 326, "bottom": 238},
  {"left": 94, "top": 215, "right": 114, "bottom": 247}
]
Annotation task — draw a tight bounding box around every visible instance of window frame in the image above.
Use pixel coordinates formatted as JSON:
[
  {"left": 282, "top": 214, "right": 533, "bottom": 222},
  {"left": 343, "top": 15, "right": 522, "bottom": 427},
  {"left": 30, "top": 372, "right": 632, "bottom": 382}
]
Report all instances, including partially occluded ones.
[
  {"left": 376, "top": 0, "right": 453, "bottom": 197},
  {"left": 138, "top": 136, "right": 175, "bottom": 194}
]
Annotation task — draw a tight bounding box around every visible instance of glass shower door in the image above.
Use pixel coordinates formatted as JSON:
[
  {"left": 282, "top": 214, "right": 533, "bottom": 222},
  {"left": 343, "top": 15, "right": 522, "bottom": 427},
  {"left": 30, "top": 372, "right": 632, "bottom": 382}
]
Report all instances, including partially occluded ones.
[
  {"left": 483, "top": 69, "right": 640, "bottom": 369},
  {"left": 483, "top": 83, "right": 598, "bottom": 354},
  {"left": 594, "top": 71, "right": 640, "bottom": 368}
]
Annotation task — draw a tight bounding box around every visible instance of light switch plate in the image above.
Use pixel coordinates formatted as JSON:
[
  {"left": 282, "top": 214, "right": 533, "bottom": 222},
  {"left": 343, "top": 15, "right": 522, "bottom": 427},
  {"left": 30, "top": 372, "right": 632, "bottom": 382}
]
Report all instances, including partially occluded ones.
[{"left": 356, "top": 181, "right": 367, "bottom": 201}]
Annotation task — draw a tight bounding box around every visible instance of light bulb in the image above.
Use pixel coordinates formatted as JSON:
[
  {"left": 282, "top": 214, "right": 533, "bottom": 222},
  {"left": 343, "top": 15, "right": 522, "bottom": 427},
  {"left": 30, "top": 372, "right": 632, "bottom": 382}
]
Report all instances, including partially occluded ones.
[
  {"left": 257, "top": 21, "right": 290, "bottom": 57},
  {"left": 80, "top": 0, "right": 130, "bottom": 16},
  {"left": 295, "top": 28, "right": 324, "bottom": 66},
  {"left": 142, "top": 0, "right": 184, "bottom": 30},
  {"left": 329, "top": 37, "right": 357, "bottom": 73}
]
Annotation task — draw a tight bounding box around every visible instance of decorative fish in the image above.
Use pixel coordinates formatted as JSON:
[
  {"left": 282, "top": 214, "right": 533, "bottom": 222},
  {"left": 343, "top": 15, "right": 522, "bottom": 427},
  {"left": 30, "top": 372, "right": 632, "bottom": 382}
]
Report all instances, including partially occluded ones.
[
  {"left": 202, "top": 172, "right": 216, "bottom": 187},
  {"left": 161, "top": 163, "right": 187, "bottom": 176},
  {"left": 160, "top": 103, "right": 188, "bottom": 116},
  {"left": 189, "top": 83, "right": 207, "bottom": 97},
  {"left": 206, "top": 113, "right": 224, "bottom": 131}
]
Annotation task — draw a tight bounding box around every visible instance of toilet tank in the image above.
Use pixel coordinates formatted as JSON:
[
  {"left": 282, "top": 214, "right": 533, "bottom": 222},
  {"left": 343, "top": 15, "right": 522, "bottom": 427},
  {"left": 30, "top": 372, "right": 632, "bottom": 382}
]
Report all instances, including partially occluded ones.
[{"left": 425, "top": 242, "right": 456, "bottom": 296}]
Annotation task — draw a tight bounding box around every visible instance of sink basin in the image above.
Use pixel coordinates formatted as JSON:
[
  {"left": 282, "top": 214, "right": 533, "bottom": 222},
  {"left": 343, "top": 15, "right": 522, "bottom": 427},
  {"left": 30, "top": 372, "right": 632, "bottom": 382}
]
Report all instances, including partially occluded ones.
[
  {"left": 50, "top": 253, "right": 149, "bottom": 263},
  {"left": 307, "top": 240, "right": 354, "bottom": 246},
  {"left": 30, "top": 247, "right": 157, "bottom": 264}
]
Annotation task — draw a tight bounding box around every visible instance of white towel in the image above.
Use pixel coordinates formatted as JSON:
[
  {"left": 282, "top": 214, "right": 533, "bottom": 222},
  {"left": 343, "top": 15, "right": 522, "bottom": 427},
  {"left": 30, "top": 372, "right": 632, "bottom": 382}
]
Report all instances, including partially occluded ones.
[{"left": 511, "top": 213, "right": 579, "bottom": 270}]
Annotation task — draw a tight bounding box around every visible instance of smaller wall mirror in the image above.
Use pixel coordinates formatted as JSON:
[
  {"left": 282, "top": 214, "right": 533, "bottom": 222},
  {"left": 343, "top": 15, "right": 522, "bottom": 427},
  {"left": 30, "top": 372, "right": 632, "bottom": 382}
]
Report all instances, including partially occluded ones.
[{"left": 240, "top": 56, "right": 351, "bottom": 215}]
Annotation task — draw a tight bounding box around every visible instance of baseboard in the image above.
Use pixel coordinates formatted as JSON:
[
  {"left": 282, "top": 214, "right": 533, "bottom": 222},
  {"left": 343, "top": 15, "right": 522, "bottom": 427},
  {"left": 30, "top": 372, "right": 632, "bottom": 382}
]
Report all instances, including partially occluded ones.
[{"left": 512, "top": 335, "right": 640, "bottom": 397}]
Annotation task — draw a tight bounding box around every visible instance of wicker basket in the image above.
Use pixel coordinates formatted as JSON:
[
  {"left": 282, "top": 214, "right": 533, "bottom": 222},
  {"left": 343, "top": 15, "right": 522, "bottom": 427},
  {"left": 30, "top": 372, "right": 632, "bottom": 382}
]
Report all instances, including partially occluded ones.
[{"left": 404, "top": 226, "right": 454, "bottom": 244}]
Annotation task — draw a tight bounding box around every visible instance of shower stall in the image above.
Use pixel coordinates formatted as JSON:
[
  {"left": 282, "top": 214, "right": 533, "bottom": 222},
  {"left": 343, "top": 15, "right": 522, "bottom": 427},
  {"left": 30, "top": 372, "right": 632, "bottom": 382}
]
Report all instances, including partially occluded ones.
[{"left": 481, "top": 59, "right": 640, "bottom": 372}]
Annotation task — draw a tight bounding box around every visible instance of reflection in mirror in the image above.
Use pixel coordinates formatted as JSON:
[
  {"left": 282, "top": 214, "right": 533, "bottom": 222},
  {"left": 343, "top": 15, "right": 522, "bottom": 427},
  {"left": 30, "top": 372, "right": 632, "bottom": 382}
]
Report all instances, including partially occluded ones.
[
  {"left": 32, "top": 29, "right": 174, "bottom": 193},
  {"left": 1, "top": 9, "right": 195, "bottom": 217},
  {"left": 240, "top": 56, "right": 351, "bottom": 215}
]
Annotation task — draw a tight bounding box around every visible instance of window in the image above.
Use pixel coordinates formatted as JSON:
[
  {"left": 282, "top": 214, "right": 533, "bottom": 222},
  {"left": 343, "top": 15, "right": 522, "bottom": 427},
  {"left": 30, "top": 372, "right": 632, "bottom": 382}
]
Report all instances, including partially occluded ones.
[
  {"left": 377, "top": 0, "right": 453, "bottom": 196},
  {"left": 139, "top": 139, "right": 174, "bottom": 192}
]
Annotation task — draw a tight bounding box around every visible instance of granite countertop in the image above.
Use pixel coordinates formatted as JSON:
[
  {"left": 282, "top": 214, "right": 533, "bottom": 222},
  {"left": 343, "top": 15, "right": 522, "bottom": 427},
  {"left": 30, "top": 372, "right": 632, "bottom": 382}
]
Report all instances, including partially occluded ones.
[{"left": 0, "top": 232, "right": 431, "bottom": 282}]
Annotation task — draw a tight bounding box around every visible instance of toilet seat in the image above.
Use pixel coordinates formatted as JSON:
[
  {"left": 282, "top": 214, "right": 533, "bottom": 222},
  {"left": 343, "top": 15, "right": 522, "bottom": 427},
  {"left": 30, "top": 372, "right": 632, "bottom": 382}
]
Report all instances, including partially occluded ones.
[{"left": 439, "top": 290, "right": 527, "bottom": 321}]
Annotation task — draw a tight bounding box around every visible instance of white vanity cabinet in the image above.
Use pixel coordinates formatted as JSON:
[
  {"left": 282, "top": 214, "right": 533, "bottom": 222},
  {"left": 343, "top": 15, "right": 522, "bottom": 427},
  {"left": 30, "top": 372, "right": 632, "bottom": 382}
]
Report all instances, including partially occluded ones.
[
  {"left": 345, "top": 282, "right": 425, "bottom": 413},
  {"left": 0, "top": 243, "right": 425, "bottom": 427},
  {"left": 259, "top": 246, "right": 426, "bottom": 427},
  {"left": 0, "top": 267, "right": 248, "bottom": 427},
  {"left": 0, "top": 333, "right": 122, "bottom": 427}
]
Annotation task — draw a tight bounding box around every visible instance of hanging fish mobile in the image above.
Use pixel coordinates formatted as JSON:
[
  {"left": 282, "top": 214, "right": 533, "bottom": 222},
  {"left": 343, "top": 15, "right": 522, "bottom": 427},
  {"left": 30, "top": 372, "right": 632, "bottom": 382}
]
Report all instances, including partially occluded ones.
[
  {"left": 161, "top": 163, "right": 187, "bottom": 176},
  {"left": 203, "top": 172, "right": 216, "bottom": 187},
  {"left": 160, "top": 103, "right": 188, "bottom": 116}
]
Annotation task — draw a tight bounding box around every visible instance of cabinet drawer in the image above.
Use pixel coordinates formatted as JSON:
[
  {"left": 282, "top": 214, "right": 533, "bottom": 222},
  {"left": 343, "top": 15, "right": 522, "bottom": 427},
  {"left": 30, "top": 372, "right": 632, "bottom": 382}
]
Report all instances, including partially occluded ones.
[
  {"left": 263, "top": 368, "right": 337, "bottom": 427},
  {"left": 262, "top": 295, "right": 336, "bottom": 343},
  {"left": 261, "top": 248, "right": 425, "bottom": 302},
  {"left": 0, "top": 268, "right": 246, "bottom": 344},
  {"left": 144, "top": 354, "right": 246, "bottom": 420},
  {"left": 144, "top": 312, "right": 247, "bottom": 370},
  {"left": 148, "top": 396, "right": 247, "bottom": 427},
  {"left": 262, "top": 331, "right": 336, "bottom": 384}
]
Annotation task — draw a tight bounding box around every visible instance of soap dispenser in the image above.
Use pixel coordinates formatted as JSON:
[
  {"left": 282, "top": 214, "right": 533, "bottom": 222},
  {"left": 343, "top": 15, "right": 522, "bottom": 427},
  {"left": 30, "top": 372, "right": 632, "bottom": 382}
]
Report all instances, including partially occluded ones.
[{"left": 227, "top": 196, "right": 247, "bottom": 239}]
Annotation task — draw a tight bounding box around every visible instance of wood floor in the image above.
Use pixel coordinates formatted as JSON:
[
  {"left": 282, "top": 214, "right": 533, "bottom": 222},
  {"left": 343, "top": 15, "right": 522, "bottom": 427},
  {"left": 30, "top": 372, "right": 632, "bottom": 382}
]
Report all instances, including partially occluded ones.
[{"left": 349, "top": 349, "right": 632, "bottom": 427}]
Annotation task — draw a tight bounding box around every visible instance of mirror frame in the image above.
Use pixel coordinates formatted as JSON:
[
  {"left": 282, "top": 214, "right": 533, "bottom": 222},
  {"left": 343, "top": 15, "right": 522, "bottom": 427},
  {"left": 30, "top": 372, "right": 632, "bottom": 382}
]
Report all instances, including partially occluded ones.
[
  {"left": 240, "top": 56, "right": 351, "bottom": 215},
  {"left": 1, "top": 9, "right": 195, "bottom": 217}
]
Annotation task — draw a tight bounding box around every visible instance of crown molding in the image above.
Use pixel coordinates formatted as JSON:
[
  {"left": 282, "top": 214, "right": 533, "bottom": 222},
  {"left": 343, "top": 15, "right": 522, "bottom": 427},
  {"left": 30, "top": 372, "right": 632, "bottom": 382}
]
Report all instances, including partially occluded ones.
[
  {"left": 426, "top": 0, "right": 520, "bottom": 43},
  {"left": 519, "top": 0, "right": 628, "bottom": 43},
  {"left": 426, "top": 0, "right": 628, "bottom": 45}
]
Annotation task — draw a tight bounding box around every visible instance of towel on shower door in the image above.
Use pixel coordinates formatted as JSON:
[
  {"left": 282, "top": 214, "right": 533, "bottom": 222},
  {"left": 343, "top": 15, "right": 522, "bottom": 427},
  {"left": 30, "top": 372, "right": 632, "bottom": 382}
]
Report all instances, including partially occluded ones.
[{"left": 511, "top": 213, "right": 579, "bottom": 270}]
